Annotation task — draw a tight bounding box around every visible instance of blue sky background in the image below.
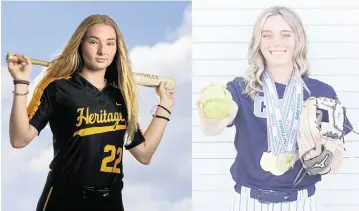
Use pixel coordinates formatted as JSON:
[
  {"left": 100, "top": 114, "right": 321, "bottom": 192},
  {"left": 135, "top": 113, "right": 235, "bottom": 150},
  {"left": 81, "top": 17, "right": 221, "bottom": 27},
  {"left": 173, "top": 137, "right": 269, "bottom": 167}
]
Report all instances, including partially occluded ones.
[
  {"left": 2, "top": 1, "right": 188, "bottom": 80},
  {"left": 1, "top": 1, "right": 192, "bottom": 211}
]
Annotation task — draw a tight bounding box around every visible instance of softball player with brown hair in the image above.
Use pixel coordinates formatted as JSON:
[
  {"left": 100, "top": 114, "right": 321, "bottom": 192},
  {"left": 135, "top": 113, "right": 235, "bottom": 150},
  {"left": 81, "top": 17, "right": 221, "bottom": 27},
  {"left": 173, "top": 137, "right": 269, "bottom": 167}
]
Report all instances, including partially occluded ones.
[{"left": 7, "top": 14, "right": 174, "bottom": 211}]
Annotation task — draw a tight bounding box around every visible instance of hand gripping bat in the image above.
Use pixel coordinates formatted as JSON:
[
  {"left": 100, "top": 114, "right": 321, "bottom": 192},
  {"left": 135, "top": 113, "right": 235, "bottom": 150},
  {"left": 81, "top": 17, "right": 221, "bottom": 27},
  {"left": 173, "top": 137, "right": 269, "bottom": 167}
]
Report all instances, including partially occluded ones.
[{"left": 5, "top": 52, "right": 176, "bottom": 90}]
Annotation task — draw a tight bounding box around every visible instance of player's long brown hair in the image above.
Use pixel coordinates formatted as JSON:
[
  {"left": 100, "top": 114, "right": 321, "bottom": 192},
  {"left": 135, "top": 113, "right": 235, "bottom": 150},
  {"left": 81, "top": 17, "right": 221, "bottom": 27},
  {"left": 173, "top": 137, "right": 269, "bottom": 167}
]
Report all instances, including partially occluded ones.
[{"left": 33, "top": 14, "right": 139, "bottom": 142}]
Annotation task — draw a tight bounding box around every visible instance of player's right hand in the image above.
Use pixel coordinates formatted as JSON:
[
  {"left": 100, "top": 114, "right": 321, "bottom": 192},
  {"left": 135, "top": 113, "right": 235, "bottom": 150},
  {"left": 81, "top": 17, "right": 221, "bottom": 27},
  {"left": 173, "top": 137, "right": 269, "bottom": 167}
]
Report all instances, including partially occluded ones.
[
  {"left": 7, "top": 54, "right": 32, "bottom": 81},
  {"left": 198, "top": 82, "right": 233, "bottom": 119}
]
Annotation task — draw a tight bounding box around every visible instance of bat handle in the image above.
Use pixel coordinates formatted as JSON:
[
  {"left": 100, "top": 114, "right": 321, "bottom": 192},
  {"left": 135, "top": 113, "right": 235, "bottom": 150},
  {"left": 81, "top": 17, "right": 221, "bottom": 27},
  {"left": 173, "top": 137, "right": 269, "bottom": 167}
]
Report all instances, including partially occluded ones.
[{"left": 6, "top": 52, "right": 50, "bottom": 67}]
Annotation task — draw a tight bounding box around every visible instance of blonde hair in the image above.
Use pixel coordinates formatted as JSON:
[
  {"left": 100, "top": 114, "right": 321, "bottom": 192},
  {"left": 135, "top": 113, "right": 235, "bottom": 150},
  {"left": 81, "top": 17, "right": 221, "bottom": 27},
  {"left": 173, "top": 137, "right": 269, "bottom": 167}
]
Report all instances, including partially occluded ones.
[
  {"left": 243, "top": 6, "right": 311, "bottom": 99},
  {"left": 33, "top": 14, "right": 139, "bottom": 141}
]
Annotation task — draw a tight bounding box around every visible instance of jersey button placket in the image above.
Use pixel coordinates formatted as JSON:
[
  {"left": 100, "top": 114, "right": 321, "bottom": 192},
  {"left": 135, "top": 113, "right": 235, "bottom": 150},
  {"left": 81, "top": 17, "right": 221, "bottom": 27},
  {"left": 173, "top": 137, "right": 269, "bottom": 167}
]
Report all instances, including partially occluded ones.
[{"left": 98, "top": 93, "right": 106, "bottom": 109}]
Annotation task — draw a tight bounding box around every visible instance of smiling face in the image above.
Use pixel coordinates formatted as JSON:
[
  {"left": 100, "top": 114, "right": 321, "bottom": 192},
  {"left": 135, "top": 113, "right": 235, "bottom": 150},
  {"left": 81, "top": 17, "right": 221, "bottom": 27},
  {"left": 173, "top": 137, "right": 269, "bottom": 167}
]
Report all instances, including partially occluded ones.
[
  {"left": 260, "top": 15, "right": 295, "bottom": 68},
  {"left": 81, "top": 23, "right": 117, "bottom": 71}
]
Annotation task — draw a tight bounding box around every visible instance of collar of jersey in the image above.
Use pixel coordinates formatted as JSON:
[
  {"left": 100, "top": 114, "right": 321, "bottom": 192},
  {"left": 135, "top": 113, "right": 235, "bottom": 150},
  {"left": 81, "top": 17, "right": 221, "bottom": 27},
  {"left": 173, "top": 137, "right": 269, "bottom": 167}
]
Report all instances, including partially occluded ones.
[{"left": 72, "top": 72, "right": 111, "bottom": 93}]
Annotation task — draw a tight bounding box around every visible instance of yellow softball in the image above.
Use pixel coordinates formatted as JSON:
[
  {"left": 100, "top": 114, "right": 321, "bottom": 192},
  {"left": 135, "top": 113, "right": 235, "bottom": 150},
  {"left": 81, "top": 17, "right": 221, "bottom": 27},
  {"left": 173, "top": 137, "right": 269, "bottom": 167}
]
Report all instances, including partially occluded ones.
[{"left": 199, "top": 82, "right": 232, "bottom": 119}]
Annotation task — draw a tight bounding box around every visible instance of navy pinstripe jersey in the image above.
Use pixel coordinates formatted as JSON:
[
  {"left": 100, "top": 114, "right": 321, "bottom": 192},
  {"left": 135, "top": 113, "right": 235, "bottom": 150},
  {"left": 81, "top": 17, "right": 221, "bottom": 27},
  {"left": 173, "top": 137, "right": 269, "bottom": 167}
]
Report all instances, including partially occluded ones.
[
  {"left": 226, "top": 76, "right": 353, "bottom": 192},
  {"left": 28, "top": 72, "right": 144, "bottom": 188}
]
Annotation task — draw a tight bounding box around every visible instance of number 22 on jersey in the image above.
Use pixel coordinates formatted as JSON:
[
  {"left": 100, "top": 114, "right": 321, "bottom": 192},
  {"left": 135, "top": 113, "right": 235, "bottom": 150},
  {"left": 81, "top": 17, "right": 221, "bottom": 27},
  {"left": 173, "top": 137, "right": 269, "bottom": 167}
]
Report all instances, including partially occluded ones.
[{"left": 100, "top": 145, "right": 123, "bottom": 173}]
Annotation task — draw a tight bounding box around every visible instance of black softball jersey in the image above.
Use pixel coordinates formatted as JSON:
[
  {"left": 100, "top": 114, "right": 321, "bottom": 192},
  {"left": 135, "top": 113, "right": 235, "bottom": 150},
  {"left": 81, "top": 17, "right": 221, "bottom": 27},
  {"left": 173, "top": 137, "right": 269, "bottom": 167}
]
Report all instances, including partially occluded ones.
[{"left": 28, "top": 72, "right": 144, "bottom": 188}]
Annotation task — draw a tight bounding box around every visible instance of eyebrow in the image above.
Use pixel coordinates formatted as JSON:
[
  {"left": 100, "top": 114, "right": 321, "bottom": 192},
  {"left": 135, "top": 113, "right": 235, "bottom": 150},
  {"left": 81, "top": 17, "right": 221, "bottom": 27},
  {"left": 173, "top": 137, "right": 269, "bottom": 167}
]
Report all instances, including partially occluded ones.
[
  {"left": 87, "top": 36, "right": 116, "bottom": 41},
  {"left": 262, "top": 30, "right": 293, "bottom": 33}
]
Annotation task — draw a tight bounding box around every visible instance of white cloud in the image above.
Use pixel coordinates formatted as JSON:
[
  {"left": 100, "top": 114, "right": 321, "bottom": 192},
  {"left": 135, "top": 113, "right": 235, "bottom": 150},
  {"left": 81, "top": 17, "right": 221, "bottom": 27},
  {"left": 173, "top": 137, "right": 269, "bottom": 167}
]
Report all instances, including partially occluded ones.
[
  {"left": 130, "top": 36, "right": 191, "bottom": 84},
  {"left": 27, "top": 147, "right": 53, "bottom": 173},
  {"left": 129, "top": 6, "right": 191, "bottom": 85},
  {"left": 167, "top": 5, "right": 192, "bottom": 40},
  {"left": 2, "top": 66, "right": 15, "bottom": 100}
]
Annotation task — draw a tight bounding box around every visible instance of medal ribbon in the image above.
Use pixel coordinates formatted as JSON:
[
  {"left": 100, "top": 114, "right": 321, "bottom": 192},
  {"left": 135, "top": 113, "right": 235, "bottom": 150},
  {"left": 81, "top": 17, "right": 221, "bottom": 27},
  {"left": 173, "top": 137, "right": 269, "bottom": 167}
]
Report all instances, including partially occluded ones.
[{"left": 263, "top": 70, "right": 304, "bottom": 156}]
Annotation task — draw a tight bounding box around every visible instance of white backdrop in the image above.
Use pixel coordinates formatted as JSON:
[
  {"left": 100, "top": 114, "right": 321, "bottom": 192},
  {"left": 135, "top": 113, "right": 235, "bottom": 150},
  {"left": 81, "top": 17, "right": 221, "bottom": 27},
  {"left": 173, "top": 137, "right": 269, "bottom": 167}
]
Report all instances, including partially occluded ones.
[{"left": 191, "top": 0, "right": 359, "bottom": 211}]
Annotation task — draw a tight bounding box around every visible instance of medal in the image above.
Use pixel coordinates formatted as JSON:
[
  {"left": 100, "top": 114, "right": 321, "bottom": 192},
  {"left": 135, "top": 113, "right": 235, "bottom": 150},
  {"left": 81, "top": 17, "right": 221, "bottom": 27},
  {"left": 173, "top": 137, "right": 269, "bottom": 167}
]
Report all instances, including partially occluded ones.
[
  {"left": 276, "top": 152, "right": 297, "bottom": 172},
  {"left": 260, "top": 152, "right": 271, "bottom": 172},
  {"left": 261, "top": 152, "right": 286, "bottom": 176},
  {"left": 262, "top": 70, "right": 308, "bottom": 176},
  {"left": 267, "top": 153, "right": 285, "bottom": 176}
]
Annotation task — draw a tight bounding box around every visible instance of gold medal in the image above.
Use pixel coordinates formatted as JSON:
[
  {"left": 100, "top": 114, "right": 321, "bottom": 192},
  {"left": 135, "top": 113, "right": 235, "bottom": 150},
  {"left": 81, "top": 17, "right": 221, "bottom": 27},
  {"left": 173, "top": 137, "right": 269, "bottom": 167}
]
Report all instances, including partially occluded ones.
[
  {"left": 276, "top": 152, "right": 297, "bottom": 172},
  {"left": 261, "top": 152, "right": 285, "bottom": 176},
  {"left": 267, "top": 154, "right": 285, "bottom": 176},
  {"left": 260, "top": 152, "right": 271, "bottom": 172}
]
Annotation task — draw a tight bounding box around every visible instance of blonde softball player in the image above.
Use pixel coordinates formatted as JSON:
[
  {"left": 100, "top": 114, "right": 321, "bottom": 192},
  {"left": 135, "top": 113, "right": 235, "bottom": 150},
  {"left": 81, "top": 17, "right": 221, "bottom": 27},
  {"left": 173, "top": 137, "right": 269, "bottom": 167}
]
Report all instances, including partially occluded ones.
[{"left": 197, "top": 6, "right": 354, "bottom": 211}]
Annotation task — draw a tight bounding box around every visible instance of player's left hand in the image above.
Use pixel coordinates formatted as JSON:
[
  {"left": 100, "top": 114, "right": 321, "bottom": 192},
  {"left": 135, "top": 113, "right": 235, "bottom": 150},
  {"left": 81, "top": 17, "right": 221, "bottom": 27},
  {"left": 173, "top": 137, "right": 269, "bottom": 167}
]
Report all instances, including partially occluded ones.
[
  {"left": 315, "top": 134, "right": 322, "bottom": 150},
  {"left": 307, "top": 134, "right": 323, "bottom": 158},
  {"left": 156, "top": 81, "right": 175, "bottom": 111}
]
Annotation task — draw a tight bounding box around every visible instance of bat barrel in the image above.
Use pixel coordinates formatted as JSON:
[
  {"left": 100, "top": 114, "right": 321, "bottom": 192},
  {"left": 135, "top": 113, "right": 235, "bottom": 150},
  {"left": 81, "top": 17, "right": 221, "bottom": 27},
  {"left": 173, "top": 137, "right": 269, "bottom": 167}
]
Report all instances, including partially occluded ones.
[{"left": 133, "top": 72, "right": 176, "bottom": 90}]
